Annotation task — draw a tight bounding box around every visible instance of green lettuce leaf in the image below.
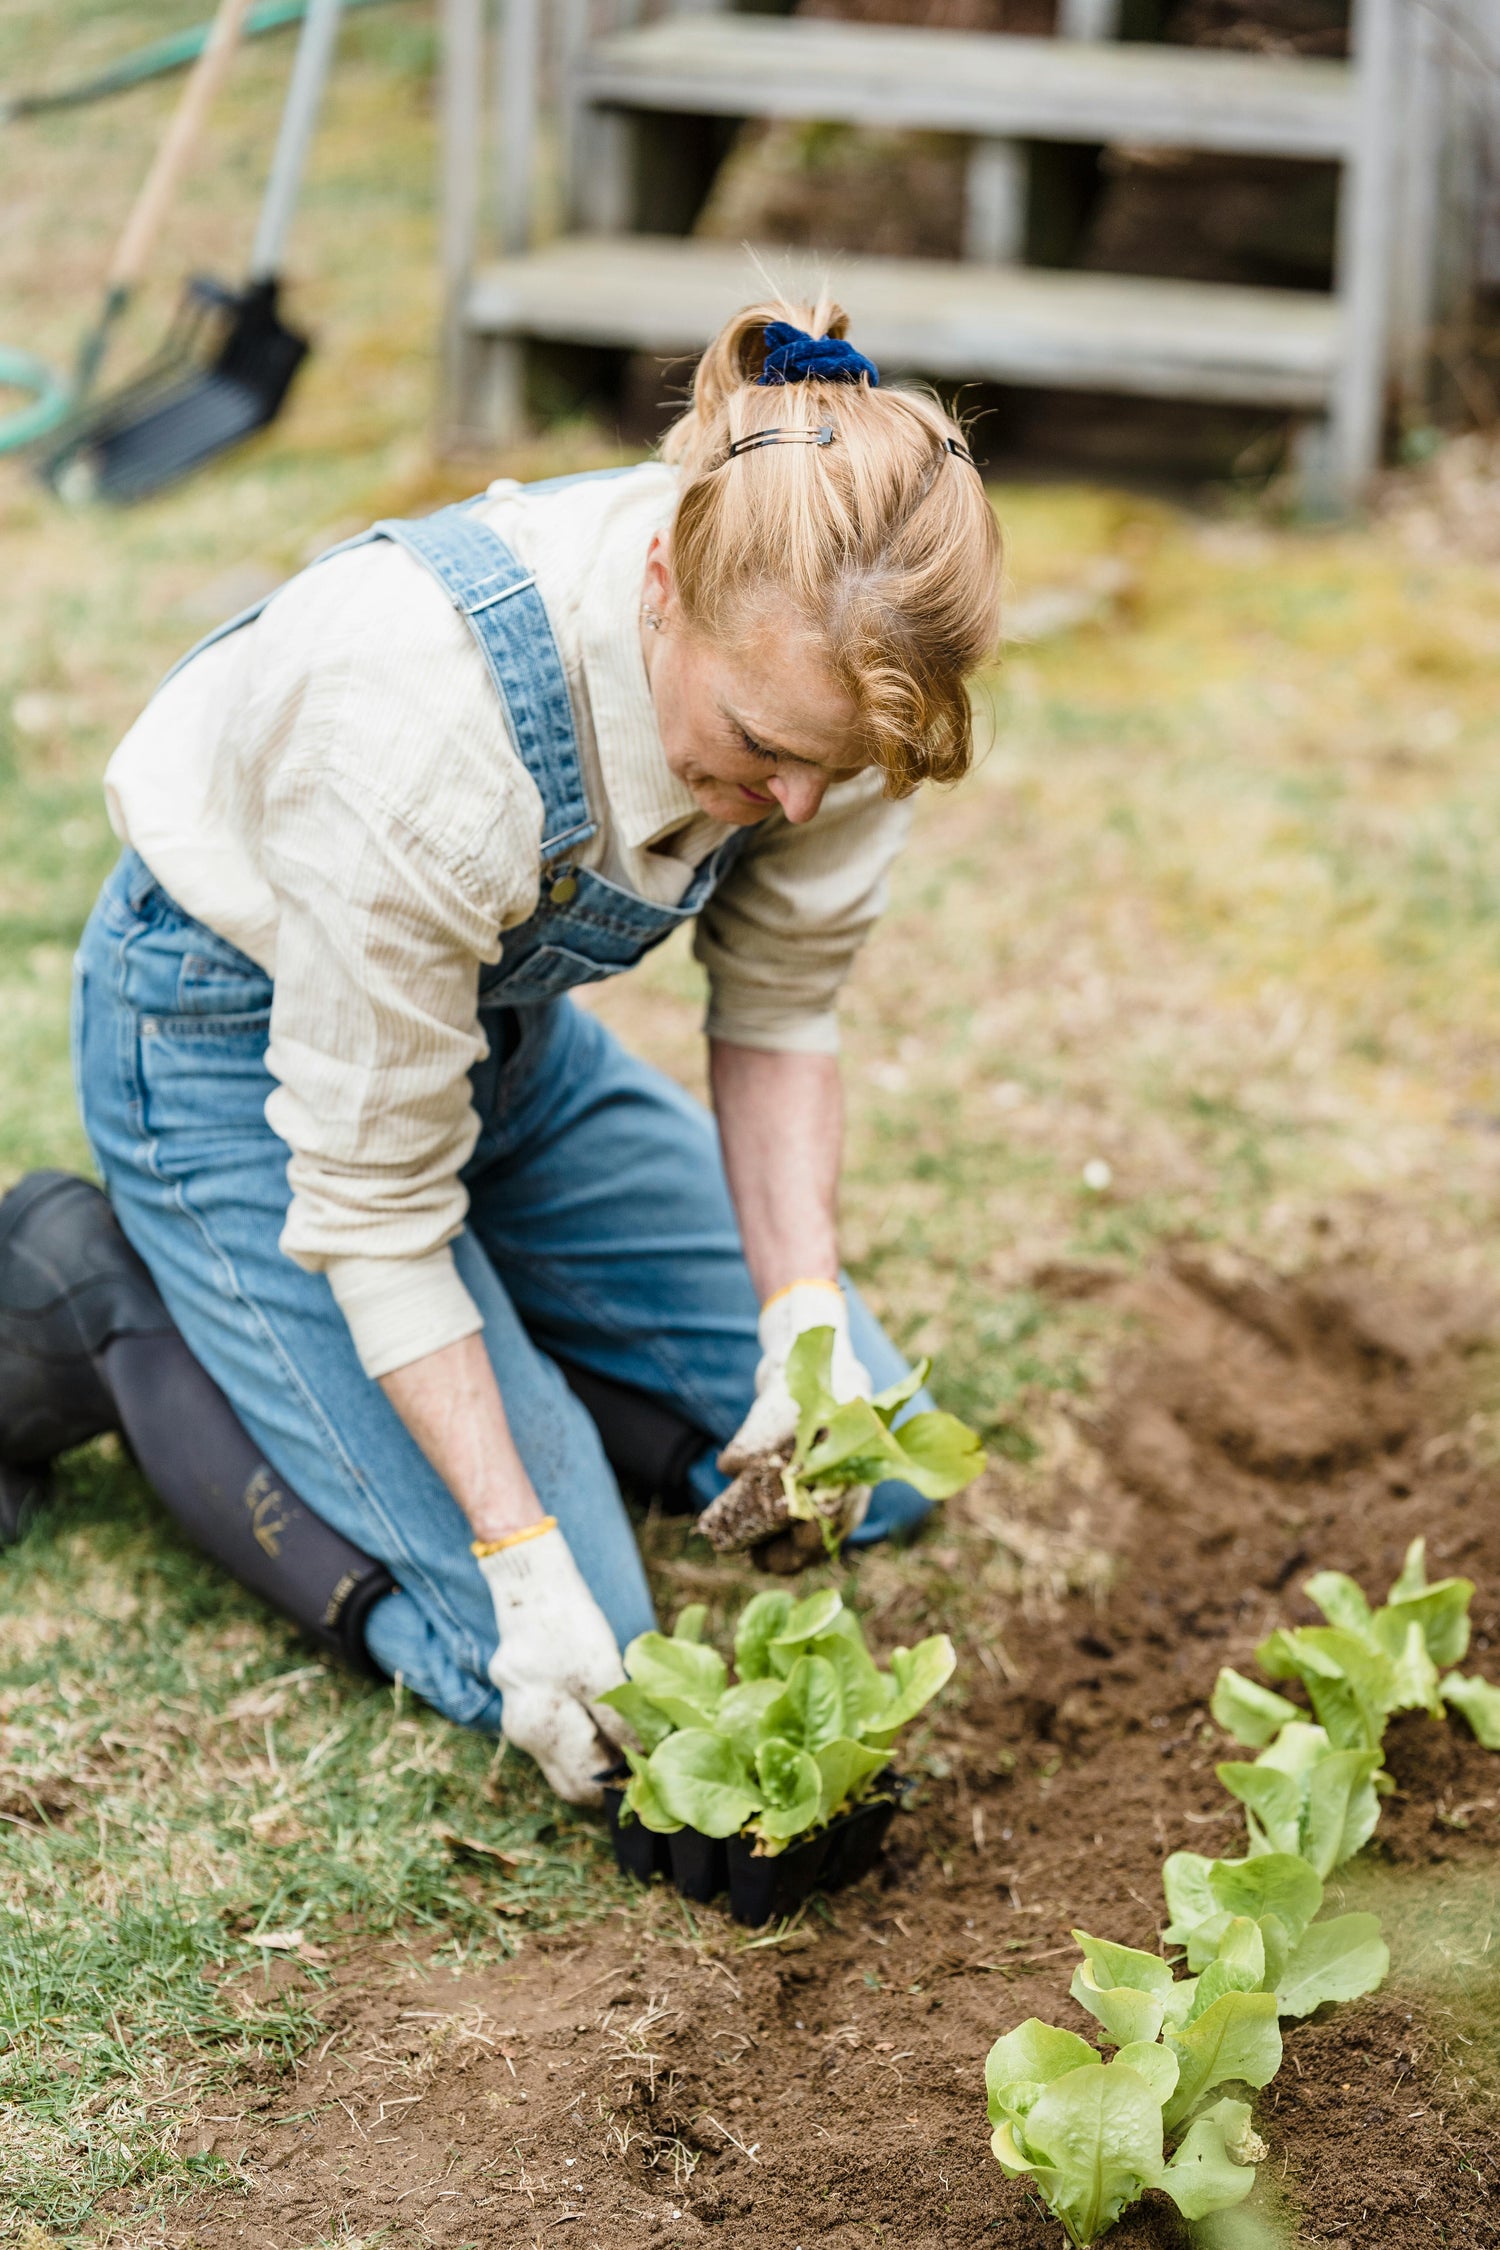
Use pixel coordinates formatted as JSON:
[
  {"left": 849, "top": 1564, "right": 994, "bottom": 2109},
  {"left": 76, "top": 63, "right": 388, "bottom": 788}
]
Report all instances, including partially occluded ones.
[
  {"left": 985, "top": 2019, "right": 1099, "bottom": 2128},
  {"left": 1440, "top": 1670, "right": 1500, "bottom": 1748},
  {"left": 647, "top": 1729, "right": 760, "bottom": 1838},
  {"left": 1159, "top": 2097, "right": 1261, "bottom": 2222},
  {"left": 1163, "top": 1990, "right": 1281, "bottom": 2130},
  {"left": 1303, "top": 1570, "right": 1375, "bottom": 1636},
  {"left": 1162, "top": 1853, "right": 1223, "bottom": 1961},
  {"left": 1112, "top": 2042, "right": 1179, "bottom": 2106},
  {"left": 1068, "top": 1932, "right": 1173, "bottom": 2048},
  {"left": 1368, "top": 1617, "right": 1443, "bottom": 1720},
  {"left": 803, "top": 1607, "right": 890, "bottom": 1730},
  {"left": 1381, "top": 1578, "right": 1473, "bottom": 1671},
  {"left": 868, "top": 1635, "right": 956, "bottom": 1735},
  {"left": 871, "top": 1361, "right": 930, "bottom": 1416},
  {"left": 813, "top": 1736, "right": 889, "bottom": 1823},
  {"left": 1216, "top": 1758, "right": 1305, "bottom": 1858},
  {"left": 1302, "top": 1746, "right": 1382, "bottom": 1876},
  {"left": 712, "top": 1678, "right": 785, "bottom": 1758},
  {"left": 621, "top": 1747, "right": 682, "bottom": 1835},
  {"left": 1207, "top": 1853, "right": 1324, "bottom": 1948},
  {"left": 1188, "top": 1919, "right": 1266, "bottom": 2023},
  {"left": 751, "top": 1737, "right": 822, "bottom": 1843},
  {"left": 619, "top": 1630, "right": 727, "bottom": 1730},
  {"left": 1273, "top": 1912, "right": 1389, "bottom": 2017},
  {"left": 879, "top": 1407, "right": 988, "bottom": 1500},
  {"left": 1388, "top": 1536, "right": 1428, "bottom": 1602},
  {"left": 1258, "top": 1627, "right": 1395, "bottom": 1753},
  {"left": 769, "top": 1586, "right": 846, "bottom": 1653},
  {"left": 763, "top": 1655, "right": 846, "bottom": 1753},
  {"left": 1000, "top": 2062, "right": 1164, "bottom": 2248},
  {"left": 1212, "top": 1669, "right": 1303, "bottom": 1749},
  {"left": 597, "top": 1680, "right": 676, "bottom": 1753},
  {"left": 733, "top": 1591, "right": 794, "bottom": 1682}
]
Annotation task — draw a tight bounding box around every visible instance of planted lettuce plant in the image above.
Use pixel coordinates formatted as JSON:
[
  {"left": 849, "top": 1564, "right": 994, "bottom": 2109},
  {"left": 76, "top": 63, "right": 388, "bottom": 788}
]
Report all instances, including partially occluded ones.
[
  {"left": 986, "top": 1930, "right": 1279, "bottom": 2245},
  {"left": 599, "top": 1588, "right": 954, "bottom": 1916},
  {"left": 986, "top": 1859, "right": 1391, "bottom": 2245},
  {"left": 1210, "top": 1539, "right": 1500, "bottom": 1865},
  {"left": 699, "top": 1328, "right": 986, "bottom": 1557}
]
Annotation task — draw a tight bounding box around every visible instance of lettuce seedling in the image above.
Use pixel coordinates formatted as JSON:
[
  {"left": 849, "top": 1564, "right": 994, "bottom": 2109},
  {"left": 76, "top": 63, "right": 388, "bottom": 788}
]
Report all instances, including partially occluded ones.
[
  {"left": 602, "top": 1589, "right": 955, "bottom": 1855},
  {"left": 1210, "top": 1541, "right": 1500, "bottom": 1865},
  {"left": 986, "top": 1930, "right": 1276, "bottom": 2245},
  {"left": 782, "top": 1329, "right": 987, "bottom": 1548},
  {"left": 700, "top": 1329, "right": 987, "bottom": 1556}
]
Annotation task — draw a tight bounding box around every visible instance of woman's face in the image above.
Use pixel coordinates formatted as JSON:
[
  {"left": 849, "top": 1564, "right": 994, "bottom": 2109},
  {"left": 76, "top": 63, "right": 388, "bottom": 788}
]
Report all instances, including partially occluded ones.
[{"left": 640, "top": 536, "right": 869, "bottom": 828}]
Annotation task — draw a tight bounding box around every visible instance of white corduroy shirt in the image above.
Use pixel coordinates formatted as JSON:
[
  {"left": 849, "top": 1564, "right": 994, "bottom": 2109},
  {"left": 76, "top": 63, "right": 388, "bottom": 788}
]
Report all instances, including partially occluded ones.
[{"left": 105, "top": 464, "right": 911, "bottom": 1379}]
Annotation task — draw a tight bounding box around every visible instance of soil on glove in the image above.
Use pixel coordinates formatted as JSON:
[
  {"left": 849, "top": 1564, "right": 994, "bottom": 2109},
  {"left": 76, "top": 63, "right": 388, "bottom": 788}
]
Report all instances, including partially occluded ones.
[{"left": 158, "top": 1256, "right": 1500, "bottom": 2249}]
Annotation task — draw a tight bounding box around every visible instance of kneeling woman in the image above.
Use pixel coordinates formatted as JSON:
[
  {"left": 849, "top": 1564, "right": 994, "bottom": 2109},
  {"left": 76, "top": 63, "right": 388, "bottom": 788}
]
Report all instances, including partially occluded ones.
[{"left": 30, "top": 299, "right": 1001, "bottom": 1799}]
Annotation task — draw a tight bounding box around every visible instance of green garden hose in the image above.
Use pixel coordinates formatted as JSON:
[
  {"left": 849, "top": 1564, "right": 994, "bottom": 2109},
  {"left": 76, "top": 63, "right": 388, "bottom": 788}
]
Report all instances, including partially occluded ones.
[
  {"left": 1, "top": 0, "right": 396, "bottom": 123},
  {"left": 0, "top": 346, "right": 72, "bottom": 451},
  {"left": 0, "top": 0, "right": 400, "bottom": 455}
]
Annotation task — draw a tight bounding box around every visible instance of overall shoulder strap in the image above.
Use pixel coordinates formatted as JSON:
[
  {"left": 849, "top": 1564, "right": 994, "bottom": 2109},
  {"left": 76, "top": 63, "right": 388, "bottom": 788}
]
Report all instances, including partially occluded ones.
[{"left": 374, "top": 505, "right": 595, "bottom": 865}]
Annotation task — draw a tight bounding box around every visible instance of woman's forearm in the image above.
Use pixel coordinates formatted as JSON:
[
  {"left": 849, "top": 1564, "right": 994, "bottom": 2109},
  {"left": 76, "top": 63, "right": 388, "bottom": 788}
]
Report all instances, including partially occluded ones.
[
  {"left": 379, "top": 1331, "right": 545, "bottom": 1543},
  {"left": 709, "top": 1039, "right": 842, "bottom": 1303}
]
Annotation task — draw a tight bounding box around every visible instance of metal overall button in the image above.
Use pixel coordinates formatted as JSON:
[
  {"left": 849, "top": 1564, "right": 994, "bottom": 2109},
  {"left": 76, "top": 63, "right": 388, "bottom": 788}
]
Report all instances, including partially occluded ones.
[{"left": 548, "top": 870, "right": 578, "bottom": 905}]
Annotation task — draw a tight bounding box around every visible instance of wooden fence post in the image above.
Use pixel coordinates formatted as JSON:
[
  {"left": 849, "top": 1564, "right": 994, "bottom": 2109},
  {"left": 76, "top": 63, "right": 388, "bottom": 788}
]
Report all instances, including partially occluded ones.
[
  {"left": 1328, "top": 0, "right": 1402, "bottom": 503},
  {"left": 439, "top": 0, "right": 485, "bottom": 448}
]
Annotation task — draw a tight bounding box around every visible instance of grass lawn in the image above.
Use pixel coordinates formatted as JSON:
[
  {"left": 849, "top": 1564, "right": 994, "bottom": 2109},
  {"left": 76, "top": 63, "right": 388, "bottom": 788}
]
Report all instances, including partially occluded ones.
[{"left": 3, "top": 3, "right": 1500, "bottom": 2241}]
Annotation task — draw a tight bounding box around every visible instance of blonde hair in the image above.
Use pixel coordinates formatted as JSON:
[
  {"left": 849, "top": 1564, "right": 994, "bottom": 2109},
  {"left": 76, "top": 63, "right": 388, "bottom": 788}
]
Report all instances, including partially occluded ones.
[{"left": 660, "top": 292, "right": 1002, "bottom": 795}]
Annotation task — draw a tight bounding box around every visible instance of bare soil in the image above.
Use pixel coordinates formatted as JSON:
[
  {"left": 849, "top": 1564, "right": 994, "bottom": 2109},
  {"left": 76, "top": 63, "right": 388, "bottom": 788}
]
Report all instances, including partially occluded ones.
[{"left": 157, "top": 1258, "right": 1500, "bottom": 2249}]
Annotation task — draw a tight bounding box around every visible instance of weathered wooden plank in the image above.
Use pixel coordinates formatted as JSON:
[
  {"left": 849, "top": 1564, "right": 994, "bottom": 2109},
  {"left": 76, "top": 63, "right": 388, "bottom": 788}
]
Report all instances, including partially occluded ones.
[
  {"left": 466, "top": 235, "right": 1339, "bottom": 406},
  {"left": 964, "top": 139, "right": 1028, "bottom": 264},
  {"left": 498, "top": 0, "right": 541, "bottom": 254},
  {"left": 1056, "top": 0, "right": 1123, "bottom": 37},
  {"left": 439, "top": 0, "right": 486, "bottom": 445},
  {"left": 575, "top": 17, "right": 1355, "bottom": 157}
]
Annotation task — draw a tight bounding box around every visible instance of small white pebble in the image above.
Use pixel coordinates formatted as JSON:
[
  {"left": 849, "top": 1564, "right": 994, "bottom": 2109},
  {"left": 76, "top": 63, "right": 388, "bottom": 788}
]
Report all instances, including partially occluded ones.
[
  {"left": 1082, "top": 1157, "right": 1112, "bottom": 1192},
  {"left": 566, "top": 2157, "right": 575, "bottom": 2165}
]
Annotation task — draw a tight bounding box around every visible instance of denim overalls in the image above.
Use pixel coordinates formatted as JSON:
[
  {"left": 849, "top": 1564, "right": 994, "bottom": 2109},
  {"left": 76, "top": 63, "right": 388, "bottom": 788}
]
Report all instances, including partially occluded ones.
[{"left": 73, "top": 483, "right": 931, "bottom": 1734}]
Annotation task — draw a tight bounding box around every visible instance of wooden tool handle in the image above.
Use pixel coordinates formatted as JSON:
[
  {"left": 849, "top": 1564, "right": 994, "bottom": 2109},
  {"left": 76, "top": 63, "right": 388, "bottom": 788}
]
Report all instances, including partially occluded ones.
[{"left": 106, "top": 0, "right": 258, "bottom": 291}]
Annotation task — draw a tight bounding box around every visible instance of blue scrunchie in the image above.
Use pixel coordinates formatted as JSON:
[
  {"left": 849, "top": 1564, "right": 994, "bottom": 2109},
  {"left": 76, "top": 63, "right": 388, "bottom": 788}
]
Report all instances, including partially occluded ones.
[{"left": 758, "top": 321, "right": 879, "bottom": 388}]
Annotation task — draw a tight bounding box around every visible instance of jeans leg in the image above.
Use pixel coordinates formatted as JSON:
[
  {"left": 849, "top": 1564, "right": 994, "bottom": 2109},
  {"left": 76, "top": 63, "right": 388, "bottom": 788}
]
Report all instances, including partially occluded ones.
[
  {"left": 469, "top": 1000, "right": 936, "bottom": 1545},
  {"left": 71, "top": 870, "right": 654, "bottom": 1734}
]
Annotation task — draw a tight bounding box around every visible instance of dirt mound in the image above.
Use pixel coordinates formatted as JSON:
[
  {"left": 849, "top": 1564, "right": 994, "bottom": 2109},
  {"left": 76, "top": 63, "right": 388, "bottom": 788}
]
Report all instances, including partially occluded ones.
[{"left": 152, "top": 1259, "right": 1500, "bottom": 2249}]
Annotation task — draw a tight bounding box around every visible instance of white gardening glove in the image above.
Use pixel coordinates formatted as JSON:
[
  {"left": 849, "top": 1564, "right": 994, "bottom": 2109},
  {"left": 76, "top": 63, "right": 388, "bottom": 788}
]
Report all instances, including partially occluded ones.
[
  {"left": 478, "top": 1522, "right": 629, "bottom": 1806},
  {"left": 717, "top": 1283, "right": 875, "bottom": 1550}
]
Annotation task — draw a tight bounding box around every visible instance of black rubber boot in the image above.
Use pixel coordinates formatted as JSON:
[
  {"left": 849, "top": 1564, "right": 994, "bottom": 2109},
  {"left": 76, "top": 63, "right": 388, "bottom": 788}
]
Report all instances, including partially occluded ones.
[
  {"left": 555, "top": 1354, "right": 712, "bottom": 1513},
  {"left": 0, "top": 1169, "right": 169, "bottom": 1466},
  {"left": 0, "top": 1170, "right": 393, "bottom": 1673}
]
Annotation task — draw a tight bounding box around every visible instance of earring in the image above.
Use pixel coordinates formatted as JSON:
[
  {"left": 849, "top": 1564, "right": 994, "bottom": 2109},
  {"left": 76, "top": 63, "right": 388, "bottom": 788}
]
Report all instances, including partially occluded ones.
[{"left": 642, "top": 604, "right": 665, "bottom": 633}]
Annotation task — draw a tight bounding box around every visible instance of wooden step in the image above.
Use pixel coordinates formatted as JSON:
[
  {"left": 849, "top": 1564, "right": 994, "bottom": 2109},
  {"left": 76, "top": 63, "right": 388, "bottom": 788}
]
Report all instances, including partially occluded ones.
[
  {"left": 466, "top": 235, "right": 1338, "bottom": 409},
  {"left": 575, "top": 17, "right": 1355, "bottom": 160}
]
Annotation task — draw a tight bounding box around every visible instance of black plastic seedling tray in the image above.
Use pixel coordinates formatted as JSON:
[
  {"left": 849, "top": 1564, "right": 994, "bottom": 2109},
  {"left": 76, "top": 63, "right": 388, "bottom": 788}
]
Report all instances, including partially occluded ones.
[{"left": 602, "top": 1768, "right": 904, "bottom": 1926}]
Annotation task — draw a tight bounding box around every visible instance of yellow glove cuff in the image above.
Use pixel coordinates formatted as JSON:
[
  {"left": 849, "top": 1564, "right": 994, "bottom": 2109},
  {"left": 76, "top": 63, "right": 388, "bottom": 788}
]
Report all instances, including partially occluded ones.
[
  {"left": 760, "top": 1276, "right": 841, "bottom": 1314},
  {"left": 471, "top": 1516, "right": 557, "bottom": 1560}
]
